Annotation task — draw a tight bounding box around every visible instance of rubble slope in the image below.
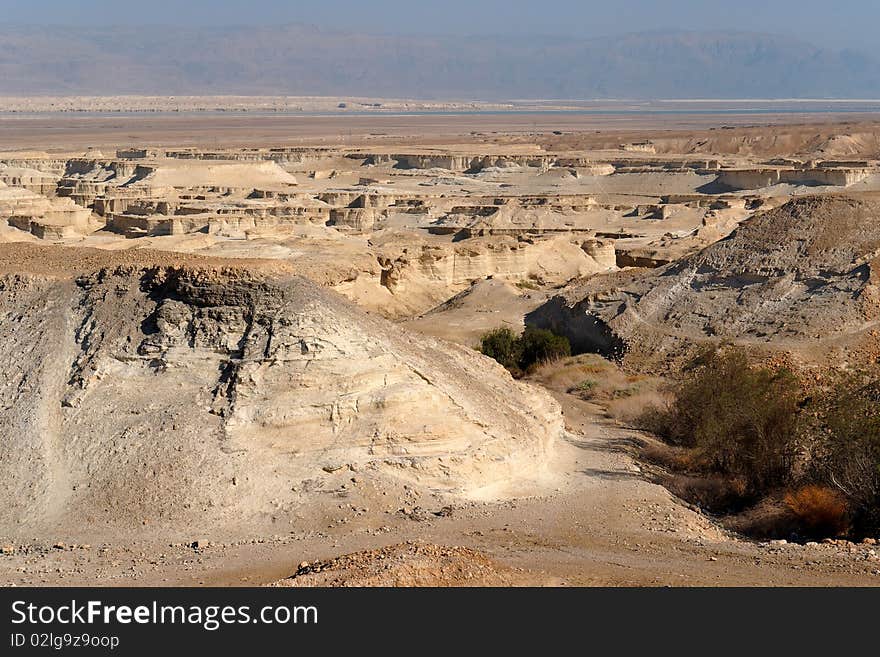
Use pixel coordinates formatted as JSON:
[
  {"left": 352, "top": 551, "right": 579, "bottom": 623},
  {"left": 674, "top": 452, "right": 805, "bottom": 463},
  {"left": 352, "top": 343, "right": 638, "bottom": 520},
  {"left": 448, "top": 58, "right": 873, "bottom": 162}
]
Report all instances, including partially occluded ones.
[{"left": 529, "top": 195, "right": 880, "bottom": 369}]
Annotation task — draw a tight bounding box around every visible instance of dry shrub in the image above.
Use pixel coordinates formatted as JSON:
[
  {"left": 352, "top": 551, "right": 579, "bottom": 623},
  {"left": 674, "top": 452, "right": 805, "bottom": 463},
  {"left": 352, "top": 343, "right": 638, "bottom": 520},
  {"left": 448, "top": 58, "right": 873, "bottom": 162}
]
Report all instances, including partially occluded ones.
[
  {"left": 608, "top": 388, "right": 670, "bottom": 427},
  {"left": 814, "top": 375, "right": 880, "bottom": 535},
  {"left": 725, "top": 496, "right": 803, "bottom": 539},
  {"left": 529, "top": 353, "right": 615, "bottom": 391},
  {"left": 784, "top": 485, "right": 848, "bottom": 538},
  {"left": 637, "top": 346, "right": 802, "bottom": 497},
  {"left": 532, "top": 353, "right": 665, "bottom": 424},
  {"left": 640, "top": 441, "right": 710, "bottom": 472},
  {"left": 657, "top": 471, "right": 748, "bottom": 512},
  {"left": 640, "top": 440, "right": 750, "bottom": 511}
]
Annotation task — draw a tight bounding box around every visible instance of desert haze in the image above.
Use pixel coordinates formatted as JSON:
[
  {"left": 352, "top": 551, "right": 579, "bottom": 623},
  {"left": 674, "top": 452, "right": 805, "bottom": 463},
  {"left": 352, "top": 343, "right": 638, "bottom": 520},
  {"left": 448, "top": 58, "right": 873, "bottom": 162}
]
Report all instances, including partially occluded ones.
[{"left": 1, "top": 26, "right": 879, "bottom": 98}]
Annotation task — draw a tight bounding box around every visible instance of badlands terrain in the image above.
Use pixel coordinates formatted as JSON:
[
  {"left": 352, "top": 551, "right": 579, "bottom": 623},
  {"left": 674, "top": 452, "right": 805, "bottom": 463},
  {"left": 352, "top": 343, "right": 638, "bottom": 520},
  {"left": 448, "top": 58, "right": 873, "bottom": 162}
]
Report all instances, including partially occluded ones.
[{"left": 1, "top": 109, "right": 880, "bottom": 585}]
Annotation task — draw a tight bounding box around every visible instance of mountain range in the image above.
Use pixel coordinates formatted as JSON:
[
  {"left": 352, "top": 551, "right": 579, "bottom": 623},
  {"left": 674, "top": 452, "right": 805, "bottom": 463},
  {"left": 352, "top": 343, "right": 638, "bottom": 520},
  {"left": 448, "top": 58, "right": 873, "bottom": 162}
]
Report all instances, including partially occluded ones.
[{"left": 1, "top": 25, "right": 878, "bottom": 99}]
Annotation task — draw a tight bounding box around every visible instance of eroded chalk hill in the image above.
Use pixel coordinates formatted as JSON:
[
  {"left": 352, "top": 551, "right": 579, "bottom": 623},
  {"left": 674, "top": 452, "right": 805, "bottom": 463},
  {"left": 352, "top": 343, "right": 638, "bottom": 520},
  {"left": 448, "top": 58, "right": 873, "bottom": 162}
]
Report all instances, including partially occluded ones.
[{"left": 0, "top": 244, "right": 562, "bottom": 537}]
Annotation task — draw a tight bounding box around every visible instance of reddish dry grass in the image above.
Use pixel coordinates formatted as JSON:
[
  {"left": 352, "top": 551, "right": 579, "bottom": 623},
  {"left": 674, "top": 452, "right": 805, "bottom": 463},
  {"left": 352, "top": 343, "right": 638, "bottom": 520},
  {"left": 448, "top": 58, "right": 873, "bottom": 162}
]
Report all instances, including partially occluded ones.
[{"left": 784, "top": 485, "right": 849, "bottom": 537}]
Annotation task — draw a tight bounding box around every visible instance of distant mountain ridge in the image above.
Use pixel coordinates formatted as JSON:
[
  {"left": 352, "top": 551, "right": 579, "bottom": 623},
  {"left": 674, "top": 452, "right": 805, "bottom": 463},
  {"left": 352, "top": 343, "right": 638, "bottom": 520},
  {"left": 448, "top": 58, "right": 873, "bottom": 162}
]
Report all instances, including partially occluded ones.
[{"left": 1, "top": 25, "right": 878, "bottom": 99}]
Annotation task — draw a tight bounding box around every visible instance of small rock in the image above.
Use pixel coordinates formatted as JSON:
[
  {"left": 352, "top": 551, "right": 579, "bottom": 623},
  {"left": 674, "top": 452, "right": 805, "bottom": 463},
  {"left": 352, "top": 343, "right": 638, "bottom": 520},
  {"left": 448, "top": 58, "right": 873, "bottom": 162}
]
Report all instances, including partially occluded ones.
[{"left": 52, "top": 542, "right": 65, "bottom": 550}]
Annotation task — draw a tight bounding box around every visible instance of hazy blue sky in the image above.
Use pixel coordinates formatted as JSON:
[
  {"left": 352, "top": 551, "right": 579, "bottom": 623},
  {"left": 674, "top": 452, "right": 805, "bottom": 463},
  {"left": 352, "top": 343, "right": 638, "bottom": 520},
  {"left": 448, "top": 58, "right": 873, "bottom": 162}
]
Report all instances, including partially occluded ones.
[{"left": 2, "top": 0, "right": 876, "bottom": 52}]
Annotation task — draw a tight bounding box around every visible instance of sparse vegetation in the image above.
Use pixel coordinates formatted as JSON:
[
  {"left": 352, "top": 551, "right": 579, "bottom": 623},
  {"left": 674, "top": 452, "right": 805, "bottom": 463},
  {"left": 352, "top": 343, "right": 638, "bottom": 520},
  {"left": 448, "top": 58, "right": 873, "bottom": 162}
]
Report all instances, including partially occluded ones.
[
  {"left": 636, "top": 347, "right": 880, "bottom": 539},
  {"left": 514, "top": 279, "right": 540, "bottom": 291},
  {"left": 517, "top": 328, "right": 571, "bottom": 370},
  {"left": 813, "top": 376, "right": 880, "bottom": 535},
  {"left": 639, "top": 347, "right": 801, "bottom": 497},
  {"left": 478, "top": 327, "right": 522, "bottom": 374},
  {"left": 479, "top": 326, "right": 571, "bottom": 376},
  {"left": 528, "top": 353, "right": 665, "bottom": 425},
  {"left": 573, "top": 378, "right": 598, "bottom": 396}
]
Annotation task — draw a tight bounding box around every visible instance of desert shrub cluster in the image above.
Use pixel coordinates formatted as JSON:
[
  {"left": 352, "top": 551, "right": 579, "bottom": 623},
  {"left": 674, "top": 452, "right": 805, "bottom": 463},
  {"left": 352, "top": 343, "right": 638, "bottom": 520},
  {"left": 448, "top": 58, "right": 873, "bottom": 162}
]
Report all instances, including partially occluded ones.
[
  {"left": 639, "top": 346, "right": 880, "bottom": 539},
  {"left": 811, "top": 376, "right": 880, "bottom": 535},
  {"left": 639, "top": 348, "right": 801, "bottom": 497},
  {"left": 480, "top": 327, "right": 570, "bottom": 377}
]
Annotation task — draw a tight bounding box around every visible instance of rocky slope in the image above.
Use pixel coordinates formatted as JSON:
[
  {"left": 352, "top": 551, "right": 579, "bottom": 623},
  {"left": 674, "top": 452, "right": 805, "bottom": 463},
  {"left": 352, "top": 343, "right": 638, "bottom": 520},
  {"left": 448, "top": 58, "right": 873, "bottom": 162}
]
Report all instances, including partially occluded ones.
[
  {"left": 0, "top": 244, "right": 563, "bottom": 539},
  {"left": 529, "top": 195, "right": 880, "bottom": 370}
]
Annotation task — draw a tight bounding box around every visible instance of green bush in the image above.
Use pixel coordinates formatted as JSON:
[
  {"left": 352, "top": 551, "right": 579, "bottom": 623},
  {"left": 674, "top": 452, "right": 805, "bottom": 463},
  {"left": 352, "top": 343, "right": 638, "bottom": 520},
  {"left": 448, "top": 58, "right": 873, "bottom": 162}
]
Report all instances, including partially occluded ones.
[
  {"left": 639, "top": 347, "right": 801, "bottom": 496},
  {"left": 518, "top": 328, "right": 571, "bottom": 369},
  {"left": 479, "top": 327, "right": 522, "bottom": 372},
  {"left": 479, "top": 326, "right": 571, "bottom": 376},
  {"left": 573, "top": 378, "right": 598, "bottom": 394}
]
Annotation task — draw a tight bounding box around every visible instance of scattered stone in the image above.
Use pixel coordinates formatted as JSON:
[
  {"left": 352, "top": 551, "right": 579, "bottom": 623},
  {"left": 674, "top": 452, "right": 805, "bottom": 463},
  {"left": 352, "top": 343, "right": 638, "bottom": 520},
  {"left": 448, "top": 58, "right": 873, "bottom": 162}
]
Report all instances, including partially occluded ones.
[{"left": 399, "top": 506, "right": 429, "bottom": 521}]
